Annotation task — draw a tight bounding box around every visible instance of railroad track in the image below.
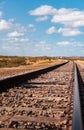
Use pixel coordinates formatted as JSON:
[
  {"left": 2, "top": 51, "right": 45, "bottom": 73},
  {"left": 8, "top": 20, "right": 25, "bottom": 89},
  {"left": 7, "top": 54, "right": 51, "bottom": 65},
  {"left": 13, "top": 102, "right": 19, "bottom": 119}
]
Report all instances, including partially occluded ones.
[
  {"left": 72, "top": 63, "right": 84, "bottom": 130},
  {"left": 0, "top": 62, "right": 68, "bottom": 93},
  {"left": 2, "top": 61, "right": 84, "bottom": 130}
]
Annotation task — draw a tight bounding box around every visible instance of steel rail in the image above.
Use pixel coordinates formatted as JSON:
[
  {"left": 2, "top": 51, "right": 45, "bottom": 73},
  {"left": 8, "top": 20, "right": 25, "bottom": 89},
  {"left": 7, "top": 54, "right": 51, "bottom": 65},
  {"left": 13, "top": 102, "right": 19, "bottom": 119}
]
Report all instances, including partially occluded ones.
[
  {"left": 72, "top": 64, "right": 83, "bottom": 130},
  {"left": 0, "top": 61, "right": 68, "bottom": 92}
]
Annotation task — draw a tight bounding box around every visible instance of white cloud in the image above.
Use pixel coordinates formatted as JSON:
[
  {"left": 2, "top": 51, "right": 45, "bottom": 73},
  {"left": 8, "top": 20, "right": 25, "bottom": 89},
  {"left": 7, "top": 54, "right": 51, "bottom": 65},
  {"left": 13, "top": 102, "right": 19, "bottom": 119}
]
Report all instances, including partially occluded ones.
[
  {"left": 56, "top": 41, "right": 84, "bottom": 47},
  {"left": 57, "top": 41, "right": 71, "bottom": 46},
  {"left": 29, "top": 5, "right": 84, "bottom": 38},
  {"left": 4, "top": 37, "right": 20, "bottom": 43},
  {"left": 46, "top": 26, "right": 57, "bottom": 34},
  {"left": 14, "top": 23, "right": 26, "bottom": 33},
  {"left": 46, "top": 26, "right": 82, "bottom": 36},
  {"left": 35, "top": 40, "right": 51, "bottom": 50},
  {"left": 28, "top": 24, "right": 36, "bottom": 32},
  {"left": 29, "top": 6, "right": 84, "bottom": 27},
  {"left": 36, "top": 16, "right": 48, "bottom": 22},
  {"left": 28, "top": 24, "right": 34, "bottom": 28},
  {"left": 0, "top": 19, "right": 12, "bottom": 31},
  {"left": 51, "top": 8, "right": 84, "bottom": 27},
  {"left": 8, "top": 31, "right": 24, "bottom": 37},
  {"left": 58, "top": 28, "right": 82, "bottom": 36},
  {"left": 5, "top": 37, "right": 30, "bottom": 44},
  {"left": 19, "top": 38, "right": 29, "bottom": 42},
  {"left": 29, "top": 5, "right": 57, "bottom": 16}
]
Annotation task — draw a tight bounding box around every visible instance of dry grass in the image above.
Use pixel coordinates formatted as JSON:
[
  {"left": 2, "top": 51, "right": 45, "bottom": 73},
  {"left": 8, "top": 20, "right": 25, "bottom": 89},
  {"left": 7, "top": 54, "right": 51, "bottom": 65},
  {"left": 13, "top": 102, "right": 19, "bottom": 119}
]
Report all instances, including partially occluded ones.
[
  {"left": 0, "top": 56, "right": 61, "bottom": 67},
  {"left": 0, "top": 56, "right": 65, "bottom": 79},
  {"left": 75, "top": 60, "right": 84, "bottom": 64}
]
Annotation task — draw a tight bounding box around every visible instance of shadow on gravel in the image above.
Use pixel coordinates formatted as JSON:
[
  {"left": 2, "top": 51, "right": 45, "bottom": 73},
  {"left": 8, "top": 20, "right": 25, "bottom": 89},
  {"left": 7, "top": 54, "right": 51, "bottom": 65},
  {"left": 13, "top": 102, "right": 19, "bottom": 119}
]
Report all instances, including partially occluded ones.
[
  {"left": 27, "top": 81, "right": 66, "bottom": 85},
  {"left": 22, "top": 81, "right": 66, "bottom": 89}
]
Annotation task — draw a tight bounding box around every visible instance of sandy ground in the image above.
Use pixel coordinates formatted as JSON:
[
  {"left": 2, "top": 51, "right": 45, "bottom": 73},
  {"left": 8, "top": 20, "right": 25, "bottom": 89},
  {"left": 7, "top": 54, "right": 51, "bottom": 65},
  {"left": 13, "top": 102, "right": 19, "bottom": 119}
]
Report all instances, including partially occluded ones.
[
  {"left": 75, "top": 60, "right": 84, "bottom": 69},
  {"left": 0, "top": 60, "right": 64, "bottom": 79},
  {"left": 75, "top": 60, "right": 84, "bottom": 64}
]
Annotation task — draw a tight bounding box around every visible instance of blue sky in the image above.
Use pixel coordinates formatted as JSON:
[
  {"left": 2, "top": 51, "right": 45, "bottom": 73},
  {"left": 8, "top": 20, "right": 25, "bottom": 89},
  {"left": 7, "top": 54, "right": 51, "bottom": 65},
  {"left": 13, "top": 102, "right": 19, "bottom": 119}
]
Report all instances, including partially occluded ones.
[{"left": 0, "top": 0, "right": 84, "bottom": 56}]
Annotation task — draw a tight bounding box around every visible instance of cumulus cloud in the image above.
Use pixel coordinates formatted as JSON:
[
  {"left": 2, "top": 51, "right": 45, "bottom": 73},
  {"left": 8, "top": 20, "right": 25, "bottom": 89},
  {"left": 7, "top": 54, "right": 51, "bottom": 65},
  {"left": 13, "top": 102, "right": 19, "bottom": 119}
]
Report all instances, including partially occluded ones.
[
  {"left": 29, "top": 5, "right": 57, "bottom": 15},
  {"left": 46, "top": 26, "right": 82, "bottom": 36},
  {"left": 7, "top": 31, "right": 24, "bottom": 37},
  {"left": 46, "top": 26, "right": 57, "bottom": 34},
  {"left": 30, "top": 6, "right": 84, "bottom": 28},
  {"left": 58, "top": 27, "right": 82, "bottom": 36},
  {"left": 36, "top": 16, "right": 48, "bottom": 22},
  {"left": 0, "top": 19, "right": 12, "bottom": 31},
  {"left": 29, "top": 5, "right": 84, "bottom": 37},
  {"left": 51, "top": 8, "right": 84, "bottom": 27}
]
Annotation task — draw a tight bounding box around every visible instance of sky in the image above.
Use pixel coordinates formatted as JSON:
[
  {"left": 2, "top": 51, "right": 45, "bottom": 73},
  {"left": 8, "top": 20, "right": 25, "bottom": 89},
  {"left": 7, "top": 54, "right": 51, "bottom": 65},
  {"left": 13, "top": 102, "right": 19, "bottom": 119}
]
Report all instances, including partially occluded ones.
[{"left": 0, "top": 0, "right": 84, "bottom": 56}]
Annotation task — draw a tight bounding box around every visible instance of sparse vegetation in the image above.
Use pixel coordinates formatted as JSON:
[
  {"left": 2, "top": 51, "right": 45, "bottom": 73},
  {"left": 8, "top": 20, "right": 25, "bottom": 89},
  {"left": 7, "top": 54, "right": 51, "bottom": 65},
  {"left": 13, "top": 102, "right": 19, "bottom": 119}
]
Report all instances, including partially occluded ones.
[
  {"left": 0, "top": 56, "right": 60, "bottom": 68},
  {"left": 0, "top": 56, "right": 26, "bottom": 67}
]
